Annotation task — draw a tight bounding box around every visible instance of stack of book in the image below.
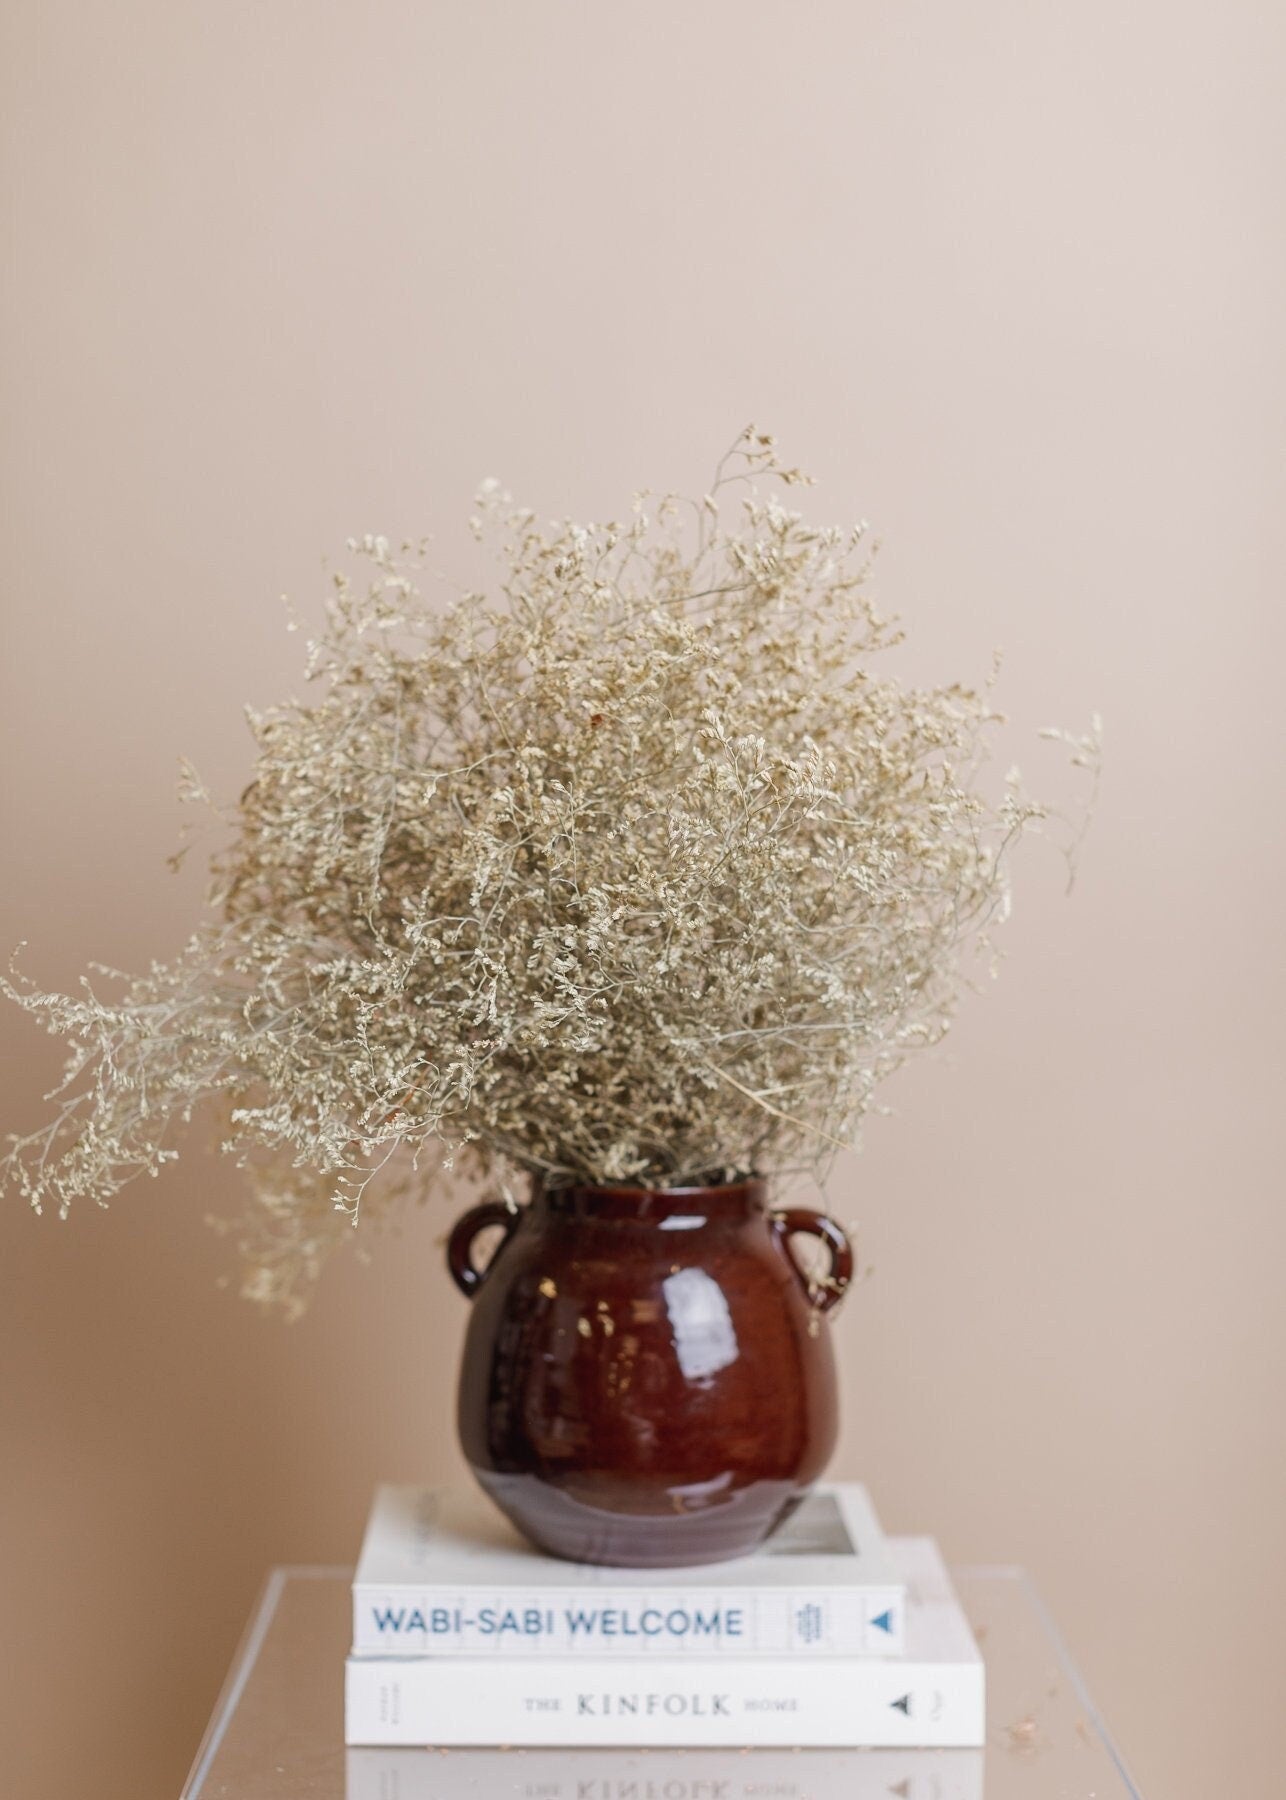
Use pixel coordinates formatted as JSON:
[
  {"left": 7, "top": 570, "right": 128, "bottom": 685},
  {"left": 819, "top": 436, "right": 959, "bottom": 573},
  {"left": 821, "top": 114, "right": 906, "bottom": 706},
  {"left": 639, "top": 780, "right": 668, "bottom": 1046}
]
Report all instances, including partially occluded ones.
[{"left": 345, "top": 1484, "right": 984, "bottom": 1750}]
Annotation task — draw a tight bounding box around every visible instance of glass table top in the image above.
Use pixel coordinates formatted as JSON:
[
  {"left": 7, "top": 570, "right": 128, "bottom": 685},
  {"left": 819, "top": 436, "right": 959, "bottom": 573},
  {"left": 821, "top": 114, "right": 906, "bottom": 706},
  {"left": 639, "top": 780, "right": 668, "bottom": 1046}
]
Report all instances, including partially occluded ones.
[{"left": 181, "top": 1567, "right": 1144, "bottom": 1799}]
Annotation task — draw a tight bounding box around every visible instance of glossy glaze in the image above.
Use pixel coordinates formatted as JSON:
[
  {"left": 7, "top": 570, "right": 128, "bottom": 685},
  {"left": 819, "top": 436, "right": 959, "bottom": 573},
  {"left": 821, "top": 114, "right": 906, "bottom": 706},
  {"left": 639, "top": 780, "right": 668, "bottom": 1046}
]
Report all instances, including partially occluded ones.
[{"left": 447, "top": 1179, "right": 853, "bottom": 1566}]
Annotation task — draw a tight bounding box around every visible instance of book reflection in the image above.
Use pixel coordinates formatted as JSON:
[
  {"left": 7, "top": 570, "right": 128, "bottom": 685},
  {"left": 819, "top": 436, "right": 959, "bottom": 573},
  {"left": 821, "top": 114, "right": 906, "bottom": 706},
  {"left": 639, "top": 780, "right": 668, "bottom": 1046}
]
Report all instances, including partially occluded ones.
[{"left": 345, "top": 1746, "right": 985, "bottom": 1799}]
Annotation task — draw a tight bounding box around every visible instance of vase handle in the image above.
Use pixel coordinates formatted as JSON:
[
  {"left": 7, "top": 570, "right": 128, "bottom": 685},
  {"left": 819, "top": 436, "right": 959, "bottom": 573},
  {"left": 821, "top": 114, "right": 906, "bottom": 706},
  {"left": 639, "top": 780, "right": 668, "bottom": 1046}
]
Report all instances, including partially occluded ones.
[
  {"left": 447, "top": 1201, "right": 520, "bottom": 1298},
  {"left": 772, "top": 1208, "right": 854, "bottom": 1314}
]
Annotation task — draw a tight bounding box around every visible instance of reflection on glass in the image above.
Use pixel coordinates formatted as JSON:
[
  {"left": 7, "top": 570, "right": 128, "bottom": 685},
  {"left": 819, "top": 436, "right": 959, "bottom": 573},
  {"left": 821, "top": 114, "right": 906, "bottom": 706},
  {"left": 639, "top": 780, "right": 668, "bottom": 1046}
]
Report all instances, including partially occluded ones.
[{"left": 346, "top": 1745, "right": 986, "bottom": 1799}]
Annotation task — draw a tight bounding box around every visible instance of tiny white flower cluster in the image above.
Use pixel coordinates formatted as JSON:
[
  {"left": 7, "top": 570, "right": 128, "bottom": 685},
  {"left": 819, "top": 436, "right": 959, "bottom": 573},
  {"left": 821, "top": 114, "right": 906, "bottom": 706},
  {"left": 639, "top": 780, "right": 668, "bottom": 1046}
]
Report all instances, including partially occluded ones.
[{"left": 2, "top": 430, "right": 1088, "bottom": 1316}]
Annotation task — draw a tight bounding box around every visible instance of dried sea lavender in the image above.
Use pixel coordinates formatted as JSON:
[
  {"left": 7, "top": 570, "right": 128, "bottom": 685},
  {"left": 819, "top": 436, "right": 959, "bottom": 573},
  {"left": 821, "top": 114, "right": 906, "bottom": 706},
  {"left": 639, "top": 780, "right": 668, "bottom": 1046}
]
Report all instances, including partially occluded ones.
[{"left": 3, "top": 432, "right": 1096, "bottom": 1314}]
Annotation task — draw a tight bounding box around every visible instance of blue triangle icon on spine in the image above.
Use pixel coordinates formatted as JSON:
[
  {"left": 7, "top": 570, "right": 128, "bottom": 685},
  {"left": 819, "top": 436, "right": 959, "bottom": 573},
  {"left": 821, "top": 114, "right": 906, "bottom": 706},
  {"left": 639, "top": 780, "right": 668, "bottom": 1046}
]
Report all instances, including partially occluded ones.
[{"left": 871, "top": 1609, "right": 894, "bottom": 1634}]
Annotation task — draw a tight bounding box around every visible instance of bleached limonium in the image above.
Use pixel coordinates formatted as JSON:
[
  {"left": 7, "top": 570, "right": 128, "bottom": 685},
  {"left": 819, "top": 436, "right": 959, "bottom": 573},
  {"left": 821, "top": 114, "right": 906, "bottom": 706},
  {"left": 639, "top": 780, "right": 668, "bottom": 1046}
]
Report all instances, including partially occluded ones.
[{"left": 2, "top": 432, "right": 1096, "bottom": 1316}]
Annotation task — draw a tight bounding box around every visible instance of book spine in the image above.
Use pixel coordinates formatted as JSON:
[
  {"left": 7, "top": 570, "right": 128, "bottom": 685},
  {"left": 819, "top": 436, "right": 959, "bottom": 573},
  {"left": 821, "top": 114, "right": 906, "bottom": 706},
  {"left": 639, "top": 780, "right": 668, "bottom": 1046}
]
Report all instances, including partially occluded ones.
[
  {"left": 352, "top": 1586, "right": 905, "bottom": 1658},
  {"left": 344, "top": 1654, "right": 984, "bottom": 1748}
]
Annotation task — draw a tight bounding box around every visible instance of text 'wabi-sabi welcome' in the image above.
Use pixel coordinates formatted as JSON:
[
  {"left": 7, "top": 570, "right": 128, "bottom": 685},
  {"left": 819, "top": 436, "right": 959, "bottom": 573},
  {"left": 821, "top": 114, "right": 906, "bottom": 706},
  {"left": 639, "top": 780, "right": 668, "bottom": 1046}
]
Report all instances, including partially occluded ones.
[{"left": 369, "top": 1605, "right": 748, "bottom": 1641}]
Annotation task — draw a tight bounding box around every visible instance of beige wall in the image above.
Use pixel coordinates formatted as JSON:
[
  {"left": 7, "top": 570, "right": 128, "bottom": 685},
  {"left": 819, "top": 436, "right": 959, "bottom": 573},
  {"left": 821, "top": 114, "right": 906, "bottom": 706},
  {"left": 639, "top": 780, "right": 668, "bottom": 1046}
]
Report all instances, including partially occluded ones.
[{"left": 2, "top": 4, "right": 1283, "bottom": 1796}]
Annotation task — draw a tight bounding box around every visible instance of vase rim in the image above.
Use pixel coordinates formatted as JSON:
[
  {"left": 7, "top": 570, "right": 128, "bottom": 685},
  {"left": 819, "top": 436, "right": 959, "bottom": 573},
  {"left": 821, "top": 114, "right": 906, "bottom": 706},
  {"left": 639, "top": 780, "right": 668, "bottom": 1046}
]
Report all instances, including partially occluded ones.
[{"left": 534, "top": 1175, "right": 767, "bottom": 1220}]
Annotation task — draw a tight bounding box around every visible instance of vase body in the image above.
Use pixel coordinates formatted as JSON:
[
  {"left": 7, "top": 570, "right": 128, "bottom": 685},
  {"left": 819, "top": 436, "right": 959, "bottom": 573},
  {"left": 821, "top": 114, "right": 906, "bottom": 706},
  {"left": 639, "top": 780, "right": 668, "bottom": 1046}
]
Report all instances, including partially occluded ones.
[{"left": 447, "top": 1179, "right": 853, "bottom": 1567}]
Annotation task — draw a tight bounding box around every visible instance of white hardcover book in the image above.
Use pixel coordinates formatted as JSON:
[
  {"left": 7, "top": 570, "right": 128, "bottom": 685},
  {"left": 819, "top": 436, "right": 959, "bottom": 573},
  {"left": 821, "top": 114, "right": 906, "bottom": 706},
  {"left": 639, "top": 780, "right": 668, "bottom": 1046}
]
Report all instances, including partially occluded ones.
[
  {"left": 345, "top": 1537, "right": 982, "bottom": 1749},
  {"left": 353, "top": 1483, "right": 906, "bottom": 1659},
  {"left": 345, "top": 1744, "right": 985, "bottom": 1799}
]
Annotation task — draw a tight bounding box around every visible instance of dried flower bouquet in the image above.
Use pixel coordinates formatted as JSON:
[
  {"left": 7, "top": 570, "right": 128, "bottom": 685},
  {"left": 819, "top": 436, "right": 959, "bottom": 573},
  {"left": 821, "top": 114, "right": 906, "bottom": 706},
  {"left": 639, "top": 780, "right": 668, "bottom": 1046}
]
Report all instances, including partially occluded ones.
[{"left": 3, "top": 431, "right": 1094, "bottom": 1316}]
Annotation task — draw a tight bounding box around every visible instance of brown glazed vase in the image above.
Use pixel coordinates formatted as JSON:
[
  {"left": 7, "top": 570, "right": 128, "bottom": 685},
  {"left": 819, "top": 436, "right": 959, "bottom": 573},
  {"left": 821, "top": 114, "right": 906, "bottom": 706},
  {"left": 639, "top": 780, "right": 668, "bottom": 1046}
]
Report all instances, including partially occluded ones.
[{"left": 446, "top": 1178, "right": 853, "bottom": 1567}]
